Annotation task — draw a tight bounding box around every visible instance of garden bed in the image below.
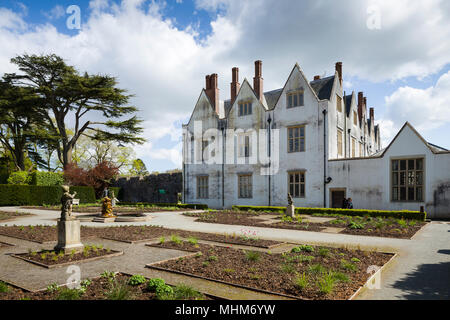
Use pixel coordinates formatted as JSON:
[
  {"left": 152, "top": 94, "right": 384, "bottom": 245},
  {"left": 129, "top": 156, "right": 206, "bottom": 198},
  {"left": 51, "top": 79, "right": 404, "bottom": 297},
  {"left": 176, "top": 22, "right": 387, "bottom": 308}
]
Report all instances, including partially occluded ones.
[
  {"left": 0, "top": 210, "right": 32, "bottom": 221},
  {"left": 184, "top": 211, "right": 426, "bottom": 239},
  {"left": 0, "top": 273, "right": 208, "bottom": 300},
  {"left": 0, "top": 225, "right": 281, "bottom": 247},
  {"left": 13, "top": 245, "right": 123, "bottom": 268},
  {"left": 149, "top": 242, "right": 393, "bottom": 300},
  {"left": 23, "top": 205, "right": 192, "bottom": 214}
]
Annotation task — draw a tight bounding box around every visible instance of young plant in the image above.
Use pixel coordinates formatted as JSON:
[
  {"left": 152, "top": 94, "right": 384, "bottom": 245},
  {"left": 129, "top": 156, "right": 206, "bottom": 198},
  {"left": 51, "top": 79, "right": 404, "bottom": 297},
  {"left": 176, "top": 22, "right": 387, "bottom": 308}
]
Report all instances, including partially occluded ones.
[
  {"left": 158, "top": 236, "right": 165, "bottom": 244},
  {"left": 340, "top": 259, "right": 358, "bottom": 272},
  {"left": 54, "top": 287, "right": 82, "bottom": 300},
  {"left": 170, "top": 235, "right": 182, "bottom": 245},
  {"left": 147, "top": 278, "right": 166, "bottom": 292},
  {"left": 280, "top": 263, "right": 296, "bottom": 274},
  {"left": 0, "top": 281, "right": 9, "bottom": 293},
  {"left": 128, "top": 274, "right": 147, "bottom": 286},
  {"left": 317, "top": 271, "right": 336, "bottom": 295},
  {"left": 207, "top": 255, "right": 218, "bottom": 262},
  {"left": 187, "top": 237, "right": 198, "bottom": 245},
  {"left": 245, "top": 250, "right": 261, "bottom": 262},
  {"left": 309, "top": 264, "right": 327, "bottom": 274},
  {"left": 318, "top": 248, "right": 330, "bottom": 257},
  {"left": 172, "top": 284, "right": 203, "bottom": 300},
  {"left": 293, "top": 273, "right": 309, "bottom": 291},
  {"left": 105, "top": 279, "right": 134, "bottom": 300}
]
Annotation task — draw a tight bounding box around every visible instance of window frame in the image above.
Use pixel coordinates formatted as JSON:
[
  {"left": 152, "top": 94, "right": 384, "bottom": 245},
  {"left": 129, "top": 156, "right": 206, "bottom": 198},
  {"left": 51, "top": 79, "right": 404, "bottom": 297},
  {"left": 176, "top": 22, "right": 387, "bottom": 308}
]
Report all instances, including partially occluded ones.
[
  {"left": 287, "top": 125, "right": 306, "bottom": 153},
  {"left": 238, "top": 100, "right": 253, "bottom": 116},
  {"left": 288, "top": 171, "right": 306, "bottom": 198},
  {"left": 196, "top": 175, "right": 209, "bottom": 199},
  {"left": 286, "top": 90, "right": 305, "bottom": 109},
  {"left": 336, "top": 95, "right": 343, "bottom": 113},
  {"left": 391, "top": 158, "right": 425, "bottom": 202},
  {"left": 337, "top": 129, "right": 343, "bottom": 157},
  {"left": 238, "top": 174, "right": 253, "bottom": 199}
]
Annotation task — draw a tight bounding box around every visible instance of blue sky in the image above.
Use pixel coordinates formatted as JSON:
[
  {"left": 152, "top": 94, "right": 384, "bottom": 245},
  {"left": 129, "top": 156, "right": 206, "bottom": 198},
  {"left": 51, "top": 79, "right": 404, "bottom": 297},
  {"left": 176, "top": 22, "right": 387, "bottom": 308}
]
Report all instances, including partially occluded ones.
[{"left": 1, "top": 0, "right": 450, "bottom": 172}]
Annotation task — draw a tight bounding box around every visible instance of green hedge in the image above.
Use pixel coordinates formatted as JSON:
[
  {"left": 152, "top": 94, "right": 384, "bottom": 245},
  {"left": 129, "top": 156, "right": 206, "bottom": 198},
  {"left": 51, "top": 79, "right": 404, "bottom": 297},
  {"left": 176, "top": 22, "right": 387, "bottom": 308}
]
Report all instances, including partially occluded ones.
[
  {"left": 28, "top": 171, "right": 64, "bottom": 186},
  {"left": 117, "top": 202, "right": 208, "bottom": 209},
  {"left": 0, "top": 184, "right": 96, "bottom": 206},
  {"left": 7, "top": 171, "right": 29, "bottom": 185},
  {"left": 232, "top": 205, "right": 426, "bottom": 221}
]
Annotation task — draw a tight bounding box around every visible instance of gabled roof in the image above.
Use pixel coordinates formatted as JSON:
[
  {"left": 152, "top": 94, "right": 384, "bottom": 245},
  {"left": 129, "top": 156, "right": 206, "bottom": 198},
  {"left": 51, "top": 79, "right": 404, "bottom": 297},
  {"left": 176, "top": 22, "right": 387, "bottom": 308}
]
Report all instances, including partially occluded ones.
[
  {"left": 223, "top": 87, "right": 282, "bottom": 115},
  {"left": 185, "top": 89, "right": 220, "bottom": 126},
  {"left": 224, "top": 78, "right": 267, "bottom": 118},
  {"left": 309, "top": 76, "right": 335, "bottom": 100},
  {"left": 344, "top": 93, "right": 353, "bottom": 116}
]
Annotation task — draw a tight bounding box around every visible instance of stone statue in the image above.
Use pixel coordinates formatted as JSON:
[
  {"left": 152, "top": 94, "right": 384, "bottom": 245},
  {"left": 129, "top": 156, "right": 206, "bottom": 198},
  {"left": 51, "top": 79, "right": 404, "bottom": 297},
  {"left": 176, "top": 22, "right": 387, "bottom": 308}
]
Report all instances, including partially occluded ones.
[
  {"left": 288, "top": 193, "right": 293, "bottom": 206},
  {"left": 61, "top": 185, "right": 77, "bottom": 221},
  {"left": 101, "top": 196, "right": 115, "bottom": 218},
  {"left": 110, "top": 191, "right": 119, "bottom": 207},
  {"left": 286, "top": 192, "right": 295, "bottom": 218}
]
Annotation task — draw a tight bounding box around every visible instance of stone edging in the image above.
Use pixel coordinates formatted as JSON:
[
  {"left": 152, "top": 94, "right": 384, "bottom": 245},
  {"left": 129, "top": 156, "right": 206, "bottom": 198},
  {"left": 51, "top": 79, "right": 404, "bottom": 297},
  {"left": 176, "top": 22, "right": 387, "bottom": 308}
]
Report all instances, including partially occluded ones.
[
  {"left": 348, "top": 253, "right": 398, "bottom": 300},
  {"left": 10, "top": 250, "right": 124, "bottom": 269}
]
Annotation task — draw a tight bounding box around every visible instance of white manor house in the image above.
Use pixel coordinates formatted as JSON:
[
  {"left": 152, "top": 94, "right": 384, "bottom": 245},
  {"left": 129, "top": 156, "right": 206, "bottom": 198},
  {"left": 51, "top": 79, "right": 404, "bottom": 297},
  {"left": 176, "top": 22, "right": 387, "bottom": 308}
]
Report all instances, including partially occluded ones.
[{"left": 182, "top": 61, "right": 450, "bottom": 219}]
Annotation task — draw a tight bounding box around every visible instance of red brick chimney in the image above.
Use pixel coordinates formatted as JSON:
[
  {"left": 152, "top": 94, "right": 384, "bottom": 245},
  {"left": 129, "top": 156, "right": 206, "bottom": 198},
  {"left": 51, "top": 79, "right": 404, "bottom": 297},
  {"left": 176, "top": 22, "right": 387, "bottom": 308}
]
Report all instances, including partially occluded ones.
[
  {"left": 357, "top": 92, "right": 364, "bottom": 124},
  {"left": 230, "top": 67, "right": 240, "bottom": 105},
  {"left": 205, "top": 73, "right": 220, "bottom": 114},
  {"left": 253, "top": 60, "right": 263, "bottom": 102},
  {"left": 314, "top": 75, "right": 321, "bottom": 81},
  {"left": 335, "top": 62, "right": 343, "bottom": 84},
  {"left": 370, "top": 107, "right": 374, "bottom": 122}
]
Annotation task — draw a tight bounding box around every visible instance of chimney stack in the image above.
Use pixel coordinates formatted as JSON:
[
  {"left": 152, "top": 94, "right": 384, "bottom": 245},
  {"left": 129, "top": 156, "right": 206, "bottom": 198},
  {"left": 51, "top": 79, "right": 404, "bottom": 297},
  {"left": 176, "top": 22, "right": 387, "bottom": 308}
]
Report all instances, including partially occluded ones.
[
  {"left": 253, "top": 60, "right": 264, "bottom": 102},
  {"left": 370, "top": 107, "right": 374, "bottom": 121},
  {"left": 357, "top": 92, "right": 364, "bottom": 123},
  {"left": 335, "top": 62, "right": 343, "bottom": 84},
  {"left": 314, "top": 75, "right": 321, "bottom": 81},
  {"left": 231, "top": 67, "right": 240, "bottom": 105},
  {"left": 205, "top": 73, "right": 220, "bottom": 114}
]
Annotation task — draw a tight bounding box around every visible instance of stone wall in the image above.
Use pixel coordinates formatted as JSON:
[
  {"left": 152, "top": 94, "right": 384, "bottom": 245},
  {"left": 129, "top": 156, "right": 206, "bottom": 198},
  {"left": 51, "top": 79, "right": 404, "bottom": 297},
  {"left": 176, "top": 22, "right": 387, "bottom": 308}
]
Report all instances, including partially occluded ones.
[{"left": 112, "top": 172, "right": 182, "bottom": 203}]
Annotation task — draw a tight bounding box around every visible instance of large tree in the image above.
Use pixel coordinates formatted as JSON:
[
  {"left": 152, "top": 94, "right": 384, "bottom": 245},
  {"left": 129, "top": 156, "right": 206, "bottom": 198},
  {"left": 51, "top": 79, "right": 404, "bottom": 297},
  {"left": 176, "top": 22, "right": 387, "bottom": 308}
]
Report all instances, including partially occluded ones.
[
  {"left": 0, "top": 79, "right": 47, "bottom": 171},
  {"left": 6, "top": 54, "right": 145, "bottom": 168}
]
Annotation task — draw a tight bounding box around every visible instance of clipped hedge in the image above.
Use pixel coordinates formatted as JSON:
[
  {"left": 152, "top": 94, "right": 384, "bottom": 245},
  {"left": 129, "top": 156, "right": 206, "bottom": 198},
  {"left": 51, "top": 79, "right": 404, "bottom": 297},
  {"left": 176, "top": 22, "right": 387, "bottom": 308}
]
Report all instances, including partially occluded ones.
[
  {"left": 0, "top": 184, "right": 96, "bottom": 206},
  {"left": 232, "top": 205, "right": 426, "bottom": 221},
  {"left": 117, "top": 202, "right": 208, "bottom": 210},
  {"left": 7, "top": 171, "right": 29, "bottom": 185},
  {"left": 28, "top": 171, "right": 64, "bottom": 186}
]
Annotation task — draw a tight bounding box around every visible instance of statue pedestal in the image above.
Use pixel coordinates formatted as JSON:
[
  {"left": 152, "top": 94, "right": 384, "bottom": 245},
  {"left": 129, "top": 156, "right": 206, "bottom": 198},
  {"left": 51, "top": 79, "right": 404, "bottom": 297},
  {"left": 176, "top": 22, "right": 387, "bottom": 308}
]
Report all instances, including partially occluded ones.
[
  {"left": 286, "top": 204, "right": 295, "bottom": 218},
  {"left": 54, "top": 219, "right": 84, "bottom": 254}
]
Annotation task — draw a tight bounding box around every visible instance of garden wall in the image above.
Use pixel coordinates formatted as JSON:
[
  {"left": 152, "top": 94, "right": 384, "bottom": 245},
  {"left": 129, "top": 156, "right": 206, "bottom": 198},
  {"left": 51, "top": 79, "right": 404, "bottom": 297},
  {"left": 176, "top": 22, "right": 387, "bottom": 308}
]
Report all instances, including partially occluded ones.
[{"left": 112, "top": 172, "right": 182, "bottom": 203}]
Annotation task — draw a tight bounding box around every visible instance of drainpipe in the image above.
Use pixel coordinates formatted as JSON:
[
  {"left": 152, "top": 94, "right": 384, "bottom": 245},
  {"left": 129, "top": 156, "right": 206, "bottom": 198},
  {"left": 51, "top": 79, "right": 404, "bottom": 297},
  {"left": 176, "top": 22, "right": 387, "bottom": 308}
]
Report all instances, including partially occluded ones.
[
  {"left": 267, "top": 116, "right": 272, "bottom": 206},
  {"left": 221, "top": 125, "right": 225, "bottom": 208},
  {"left": 322, "top": 109, "right": 327, "bottom": 208}
]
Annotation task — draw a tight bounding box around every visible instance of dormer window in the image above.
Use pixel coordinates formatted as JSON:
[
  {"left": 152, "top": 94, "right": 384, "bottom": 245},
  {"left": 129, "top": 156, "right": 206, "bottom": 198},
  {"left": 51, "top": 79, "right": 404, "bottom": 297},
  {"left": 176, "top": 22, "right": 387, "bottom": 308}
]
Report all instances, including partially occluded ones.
[
  {"left": 238, "top": 101, "right": 252, "bottom": 116},
  {"left": 287, "top": 90, "right": 304, "bottom": 108}
]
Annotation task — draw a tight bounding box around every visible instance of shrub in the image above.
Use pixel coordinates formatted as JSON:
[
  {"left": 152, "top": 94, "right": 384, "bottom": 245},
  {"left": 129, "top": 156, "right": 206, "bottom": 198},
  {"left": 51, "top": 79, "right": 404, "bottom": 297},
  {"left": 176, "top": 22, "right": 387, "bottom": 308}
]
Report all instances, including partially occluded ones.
[
  {"left": 147, "top": 278, "right": 166, "bottom": 292},
  {"left": 0, "top": 184, "right": 95, "bottom": 206},
  {"left": 232, "top": 205, "right": 426, "bottom": 221},
  {"left": 128, "top": 274, "right": 146, "bottom": 286},
  {"left": 7, "top": 171, "right": 29, "bottom": 185},
  {"left": 28, "top": 171, "right": 64, "bottom": 186},
  {"left": 117, "top": 202, "right": 208, "bottom": 209}
]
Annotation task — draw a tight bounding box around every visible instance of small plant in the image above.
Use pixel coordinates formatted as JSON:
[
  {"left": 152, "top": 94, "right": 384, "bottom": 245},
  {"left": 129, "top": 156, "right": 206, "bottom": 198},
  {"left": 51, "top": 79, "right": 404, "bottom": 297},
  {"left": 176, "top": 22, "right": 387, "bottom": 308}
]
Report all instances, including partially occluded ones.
[
  {"left": 351, "top": 257, "right": 361, "bottom": 263},
  {"left": 40, "top": 253, "right": 47, "bottom": 260},
  {"left": 0, "top": 281, "right": 9, "bottom": 293},
  {"left": 46, "top": 282, "right": 59, "bottom": 293},
  {"left": 293, "top": 273, "right": 309, "bottom": 291},
  {"left": 187, "top": 237, "right": 198, "bottom": 245},
  {"left": 147, "top": 278, "right": 166, "bottom": 292},
  {"left": 317, "top": 272, "right": 336, "bottom": 295},
  {"left": 79, "top": 279, "right": 92, "bottom": 293},
  {"left": 409, "top": 220, "right": 417, "bottom": 226},
  {"left": 291, "top": 245, "right": 314, "bottom": 253},
  {"left": 309, "top": 264, "right": 327, "bottom": 274},
  {"left": 195, "top": 252, "right": 203, "bottom": 258},
  {"left": 106, "top": 279, "right": 134, "bottom": 300},
  {"left": 318, "top": 248, "right": 330, "bottom": 257},
  {"left": 298, "top": 255, "right": 314, "bottom": 263},
  {"left": 223, "top": 268, "right": 235, "bottom": 274},
  {"left": 245, "top": 250, "right": 261, "bottom": 262},
  {"left": 207, "top": 255, "right": 218, "bottom": 262},
  {"left": 101, "top": 270, "right": 116, "bottom": 283},
  {"left": 54, "top": 287, "right": 82, "bottom": 300},
  {"left": 170, "top": 235, "right": 182, "bottom": 245},
  {"left": 128, "top": 274, "right": 147, "bottom": 286},
  {"left": 280, "top": 263, "right": 296, "bottom": 274},
  {"left": 155, "top": 284, "right": 174, "bottom": 300},
  {"left": 330, "top": 271, "right": 349, "bottom": 283},
  {"left": 172, "top": 284, "right": 203, "bottom": 300},
  {"left": 348, "top": 221, "right": 365, "bottom": 229},
  {"left": 340, "top": 259, "right": 358, "bottom": 272},
  {"left": 158, "top": 236, "right": 165, "bottom": 244},
  {"left": 202, "top": 261, "right": 209, "bottom": 267},
  {"left": 397, "top": 219, "right": 408, "bottom": 228}
]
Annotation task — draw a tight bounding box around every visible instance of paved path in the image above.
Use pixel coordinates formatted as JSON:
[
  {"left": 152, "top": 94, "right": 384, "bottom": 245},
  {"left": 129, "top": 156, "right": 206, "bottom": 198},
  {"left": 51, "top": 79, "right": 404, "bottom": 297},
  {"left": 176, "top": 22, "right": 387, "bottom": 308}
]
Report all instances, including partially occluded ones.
[{"left": 1, "top": 207, "right": 449, "bottom": 300}]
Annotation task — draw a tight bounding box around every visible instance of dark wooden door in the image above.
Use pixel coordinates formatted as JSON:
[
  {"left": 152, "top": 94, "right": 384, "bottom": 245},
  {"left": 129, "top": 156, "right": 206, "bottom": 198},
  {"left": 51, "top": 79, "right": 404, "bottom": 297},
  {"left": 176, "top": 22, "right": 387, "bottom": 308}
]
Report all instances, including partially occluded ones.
[{"left": 331, "top": 190, "right": 345, "bottom": 208}]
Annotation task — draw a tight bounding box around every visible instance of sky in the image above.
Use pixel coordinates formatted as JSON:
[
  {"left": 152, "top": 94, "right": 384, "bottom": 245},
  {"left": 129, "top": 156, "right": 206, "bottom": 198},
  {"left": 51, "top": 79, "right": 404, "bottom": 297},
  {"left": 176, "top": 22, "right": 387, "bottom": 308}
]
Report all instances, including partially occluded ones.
[{"left": 1, "top": 0, "right": 450, "bottom": 172}]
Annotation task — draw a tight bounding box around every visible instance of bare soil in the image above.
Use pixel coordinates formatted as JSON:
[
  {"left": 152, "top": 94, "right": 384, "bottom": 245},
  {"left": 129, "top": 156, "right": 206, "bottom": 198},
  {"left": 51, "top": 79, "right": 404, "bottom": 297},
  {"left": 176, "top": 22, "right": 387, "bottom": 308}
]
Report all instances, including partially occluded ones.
[
  {"left": 23, "top": 205, "right": 191, "bottom": 214},
  {"left": 0, "top": 210, "right": 31, "bottom": 221},
  {"left": 15, "top": 246, "right": 120, "bottom": 267},
  {"left": 151, "top": 240, "right": 393, "bottom": 300}
]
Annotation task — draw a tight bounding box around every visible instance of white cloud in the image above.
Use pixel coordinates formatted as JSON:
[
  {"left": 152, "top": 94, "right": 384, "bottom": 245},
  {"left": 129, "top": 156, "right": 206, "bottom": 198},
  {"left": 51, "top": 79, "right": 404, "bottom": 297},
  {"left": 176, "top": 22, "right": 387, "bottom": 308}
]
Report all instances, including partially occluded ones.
[
  {"left": 42, "top": 5, "right": 65, "bottom": 20},
  {"left": 1, "top": 0, "right": 450, "bottom": 169},
  {"left": 380, "top": 70, "right": 450, "bottom": 145}
]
